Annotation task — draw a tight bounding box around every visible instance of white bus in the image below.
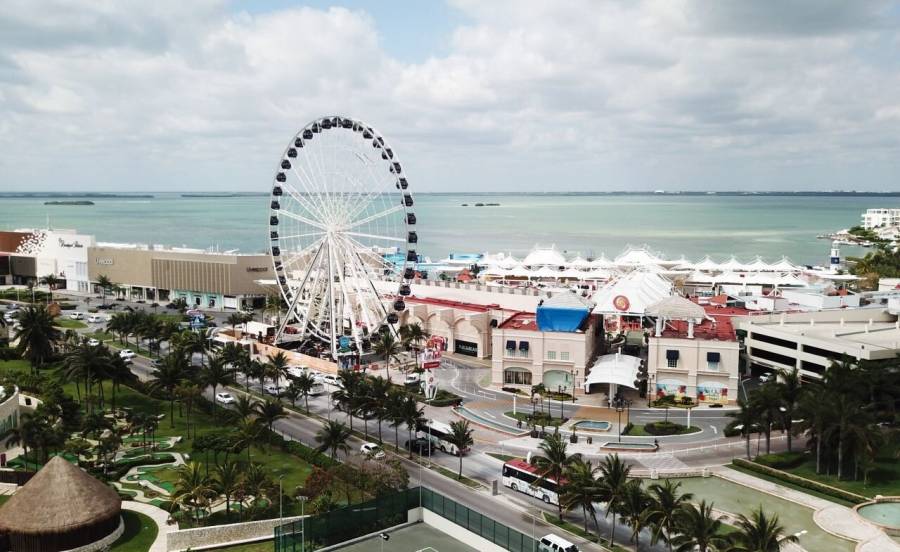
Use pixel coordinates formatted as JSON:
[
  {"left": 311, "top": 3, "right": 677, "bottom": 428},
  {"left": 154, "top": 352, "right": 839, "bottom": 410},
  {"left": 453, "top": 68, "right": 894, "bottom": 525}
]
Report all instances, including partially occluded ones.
[
  {"left": 502, "top": 459, "right": 560, "bottom": 505},
  {"left": 416, "top": 419, "right": 469, "bottom": 456}
]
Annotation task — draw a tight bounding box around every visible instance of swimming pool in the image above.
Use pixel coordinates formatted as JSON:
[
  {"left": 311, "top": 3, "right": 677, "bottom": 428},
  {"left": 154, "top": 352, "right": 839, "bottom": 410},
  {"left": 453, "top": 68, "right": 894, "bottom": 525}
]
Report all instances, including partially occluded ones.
[
  {"left": 573, "top": 420, "right": 612, "bottom": 431},
  {"left": 856, "top": 500, "right": 900, "bottom": 535}
]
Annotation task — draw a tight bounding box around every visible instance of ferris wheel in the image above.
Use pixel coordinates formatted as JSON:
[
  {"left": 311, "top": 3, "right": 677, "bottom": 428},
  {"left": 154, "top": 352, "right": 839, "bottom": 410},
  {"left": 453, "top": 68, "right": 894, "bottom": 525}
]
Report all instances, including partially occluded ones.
[{"left": 268, "top": 116, "right": 417, "bottom": 359}]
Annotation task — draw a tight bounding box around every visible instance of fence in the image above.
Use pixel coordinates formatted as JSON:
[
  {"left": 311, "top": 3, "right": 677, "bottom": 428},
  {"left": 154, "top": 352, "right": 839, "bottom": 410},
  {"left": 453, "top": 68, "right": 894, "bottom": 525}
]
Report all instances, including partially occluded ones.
[{"left": 274, "top": 487, "right": 535, "bottom": 552}]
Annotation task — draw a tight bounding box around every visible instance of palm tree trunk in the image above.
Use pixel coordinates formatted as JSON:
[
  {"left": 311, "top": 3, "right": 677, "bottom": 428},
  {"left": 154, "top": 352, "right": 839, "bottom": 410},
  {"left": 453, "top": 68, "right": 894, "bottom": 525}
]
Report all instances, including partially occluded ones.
[
  {"left": 609, "top": 511, "right": 617, "bottom": 548},
  {"left": 458, "top": 454, "right": 463, "bottom": 479},
  {"left": 815, "top": 434, "right": 822, "bottom": 474},
  {"left": 838, "top": 434, "right": 844, "bottom": 479}
]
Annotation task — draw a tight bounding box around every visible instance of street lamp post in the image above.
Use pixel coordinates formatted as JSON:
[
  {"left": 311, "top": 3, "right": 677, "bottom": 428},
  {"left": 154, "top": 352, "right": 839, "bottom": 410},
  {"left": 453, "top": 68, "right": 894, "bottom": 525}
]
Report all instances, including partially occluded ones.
[
  {"left": 614, "top": 398, "right": 625, "bottom": 442},
  {"left": 297, "top": 495, "right": 308, "bottom": 552},
  {"left": 647, "top": 374, "right": 654, "bottom": 407},
  {"left": 557, "top": 385, "right": 564, "bottom": 420}
]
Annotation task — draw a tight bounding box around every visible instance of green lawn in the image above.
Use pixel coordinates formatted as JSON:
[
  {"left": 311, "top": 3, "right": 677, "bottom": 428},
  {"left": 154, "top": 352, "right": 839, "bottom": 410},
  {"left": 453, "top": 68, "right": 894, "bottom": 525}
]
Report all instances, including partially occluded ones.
[
  {"left": 53, "top": 317, "right": 87, "bottom": 329},
  {"left": 208, "top": 540, "right": 273, "bottom": 552},
  {"left": 0, "top": 495, "right": 10, "bottom": 506},
  {"left": 0, "top": 359, "right": 31, "bottom": 376},
  {"left": 486, "top": 452, "right": 523, "bottom": 463},
  {"left": 109, "top": 510, "right": 159, "bottom": 552},
  {"left": 85, "top": 331, "right": 116, "bottom": 342},
  {"left": 504, "top": 411, "right": 566, "bottom": 427},
  {"left": 625, "top": 423, "right": 701, "bottom": 436},
  {"left": 782, "top": 446, "right": 900, "bottom": 499}
]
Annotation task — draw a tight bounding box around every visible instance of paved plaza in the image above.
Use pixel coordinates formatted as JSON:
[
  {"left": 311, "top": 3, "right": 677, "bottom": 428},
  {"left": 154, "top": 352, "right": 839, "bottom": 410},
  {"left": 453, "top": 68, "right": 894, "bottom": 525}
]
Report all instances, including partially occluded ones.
[{"left": 332, "top": 524, "right": 477, "bottom": 552}]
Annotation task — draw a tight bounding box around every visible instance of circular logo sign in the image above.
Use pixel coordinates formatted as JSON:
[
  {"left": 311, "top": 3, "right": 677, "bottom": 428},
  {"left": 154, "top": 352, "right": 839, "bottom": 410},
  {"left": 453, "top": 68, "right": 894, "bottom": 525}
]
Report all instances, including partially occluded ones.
[{"left": 613, "top": 295, "right": 630, "bottom": 312}]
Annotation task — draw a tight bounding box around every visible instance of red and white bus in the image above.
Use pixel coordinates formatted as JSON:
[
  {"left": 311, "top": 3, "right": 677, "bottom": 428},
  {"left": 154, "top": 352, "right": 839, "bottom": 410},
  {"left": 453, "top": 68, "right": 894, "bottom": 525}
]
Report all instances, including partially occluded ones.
[
  {"left": 501, "top": 459, "right": 561, "bottom": 505},
  {"left": 416, "top": 419, "right": 470, "bottom": 456}
]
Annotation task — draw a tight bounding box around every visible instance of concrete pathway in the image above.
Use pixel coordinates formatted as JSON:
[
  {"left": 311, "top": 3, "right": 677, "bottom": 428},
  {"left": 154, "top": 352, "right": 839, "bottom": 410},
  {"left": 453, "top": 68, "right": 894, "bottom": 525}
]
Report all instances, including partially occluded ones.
[
  {"left": 711, "top": 466, "right": 900, "bottom": 552},
  {"left": 121, "top": 501, "right": 174, "bottom": 552}
]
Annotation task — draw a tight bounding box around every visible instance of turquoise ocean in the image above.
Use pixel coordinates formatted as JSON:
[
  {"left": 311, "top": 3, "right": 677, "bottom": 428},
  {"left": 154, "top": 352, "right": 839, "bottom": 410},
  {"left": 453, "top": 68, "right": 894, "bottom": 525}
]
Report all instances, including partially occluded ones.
[{"left": 0, "top": 194, "right": 893, "bottom": 266}]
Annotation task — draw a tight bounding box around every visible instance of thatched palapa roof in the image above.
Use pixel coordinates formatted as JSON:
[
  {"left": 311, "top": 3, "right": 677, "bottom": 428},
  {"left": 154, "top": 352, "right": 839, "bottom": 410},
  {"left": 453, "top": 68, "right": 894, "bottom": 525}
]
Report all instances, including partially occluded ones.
[{"left": 0, "top": 456, "right": 121, "bottom": 535}]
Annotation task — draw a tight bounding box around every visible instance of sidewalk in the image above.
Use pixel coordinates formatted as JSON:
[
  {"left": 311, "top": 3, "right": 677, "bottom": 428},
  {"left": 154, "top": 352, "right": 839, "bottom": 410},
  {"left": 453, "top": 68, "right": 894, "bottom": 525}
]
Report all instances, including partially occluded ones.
[
  {"left": 121, "top": 501, "right": 173, "bottom": 552},
  {"left": 711, "top": 466, "right": 900, "bottom": 552}
]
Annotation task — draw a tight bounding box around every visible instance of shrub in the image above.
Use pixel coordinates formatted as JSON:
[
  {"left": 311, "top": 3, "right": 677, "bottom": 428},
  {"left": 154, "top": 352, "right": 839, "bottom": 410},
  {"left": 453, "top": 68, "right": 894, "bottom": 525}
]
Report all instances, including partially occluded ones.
[
  {"left": 0, "top": 347, "right": 18, "bottom": 361},
  {"left": 57, "top": 303, "right": 77, "bottom": 310},
  {"left": 501, "top": 387, "right": 523, "bottom": 395},
  {"left": 732, "top": 458, "right": 868, "bottom": 504},
  {"left": 622, "top": 422, "right": 634, "bottom": 435},
  {"left": 644, "top": 421, "right": 686, "bottom": 436},
  {"left": 755, "top": 451, "right": 808, "bottom": 470}
]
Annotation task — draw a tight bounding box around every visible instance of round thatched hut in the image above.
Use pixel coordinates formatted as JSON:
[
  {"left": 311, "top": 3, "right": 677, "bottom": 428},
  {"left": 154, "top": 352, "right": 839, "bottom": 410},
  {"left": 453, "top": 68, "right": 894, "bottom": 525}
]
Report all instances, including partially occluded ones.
[{"left": 0, "top": 456, "right": 122, "bottom": 551}]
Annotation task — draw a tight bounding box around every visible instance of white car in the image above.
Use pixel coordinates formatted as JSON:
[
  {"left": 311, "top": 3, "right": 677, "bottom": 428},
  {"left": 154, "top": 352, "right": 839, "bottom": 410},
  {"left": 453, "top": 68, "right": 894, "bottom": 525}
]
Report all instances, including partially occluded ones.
[
  {"left": 215, "top": 392, "right": 236, "bottom": 404},
  {"left": 87, "top": 338, "right": 101, "bottom": 347},
  {"left": 759, "top": 372, "right": 774, "bottom": 383},
  {"left": 119, "top": 349, "right": 136, "bottom": 360},
  {"left": 322, "top": 374, "right": 343, "bottom": 388},
  {"left": 360, "top": 442, "right": 385, "bottom": 459},
  {"left": 264, "top": 383, "right": 286, "bottom": 396},
  {"left": 68, "top": 312, "right": 85, "bottom": 320},
  {"left": 404, "top": 373, "right": 421, "bottom": 385},
  {"left": 87, "top": 314, "right": 104, "bottom": 324}
]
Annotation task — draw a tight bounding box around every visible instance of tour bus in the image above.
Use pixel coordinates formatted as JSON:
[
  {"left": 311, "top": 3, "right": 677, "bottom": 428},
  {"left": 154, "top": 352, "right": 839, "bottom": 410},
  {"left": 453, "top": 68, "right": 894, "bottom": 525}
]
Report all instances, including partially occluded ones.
[
  {"left": 416, "top": 419, "right": 469, "bottom": 456},
  {"left": 501, "top": 459, "right": 560, "bottom": 505}
]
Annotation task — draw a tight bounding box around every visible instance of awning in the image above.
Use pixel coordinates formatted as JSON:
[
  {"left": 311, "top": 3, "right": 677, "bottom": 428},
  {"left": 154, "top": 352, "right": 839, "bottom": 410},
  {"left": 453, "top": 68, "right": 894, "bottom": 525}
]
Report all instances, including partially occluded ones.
[
  {"left": 505, "top": 340, "right": 516, "bottom": 350},
  {"left": 519, "top": 341, "right": 530, "bottom": 351},
  {"left": 707, "top": 352, "right": 721, "bottom": 362},
  {"left": 666, "top": 350, "right": 680, "bottom": 361},
  {"left": 583, "top": 353, "right": 642, "bottom": 391}
]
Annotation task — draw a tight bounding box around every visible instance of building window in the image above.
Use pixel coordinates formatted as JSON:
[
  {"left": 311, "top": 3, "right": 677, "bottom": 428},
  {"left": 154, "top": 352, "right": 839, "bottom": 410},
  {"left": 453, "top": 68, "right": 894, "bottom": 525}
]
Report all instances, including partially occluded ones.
[
  {"left": 547, "top": 351, "right": 556, "bottom": 360},
  {"left": 706, "top": 352, "right": 720, "bottom": 371},
  {"left": 666, "top": 349, "right": 679, "bottom": 368},
  {"left": 750, "top": 332, "right": 797, "bottom": 350},
  {"left": 519, "top": 349, "right": 530, "bottom": 358},
  {"left": 504, "top": 368, "right": 532, "bottom": 385},
  {"left": 560, "top": 351, "right": 570, "bottom": 361}
]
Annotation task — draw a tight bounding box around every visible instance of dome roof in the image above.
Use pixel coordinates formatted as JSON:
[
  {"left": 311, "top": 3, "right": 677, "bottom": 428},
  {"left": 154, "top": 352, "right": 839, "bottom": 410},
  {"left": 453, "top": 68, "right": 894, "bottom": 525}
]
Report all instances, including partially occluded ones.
[{"left": 0, "top": 456, "right": 121, "bottom": 535}]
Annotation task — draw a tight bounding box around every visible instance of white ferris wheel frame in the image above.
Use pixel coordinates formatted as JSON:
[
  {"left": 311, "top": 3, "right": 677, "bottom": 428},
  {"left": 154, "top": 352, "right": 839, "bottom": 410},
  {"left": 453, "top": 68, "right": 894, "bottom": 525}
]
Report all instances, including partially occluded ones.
[{"left": 268, "top": 115, "right": 417, "bottom": 360}]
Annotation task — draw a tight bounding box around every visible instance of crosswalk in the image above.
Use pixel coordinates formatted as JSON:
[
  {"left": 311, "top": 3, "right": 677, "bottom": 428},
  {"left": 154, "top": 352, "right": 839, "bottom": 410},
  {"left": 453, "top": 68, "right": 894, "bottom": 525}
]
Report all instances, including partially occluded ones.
[{"left": 630, "top": 453, "right": 690, "bottom": 471}]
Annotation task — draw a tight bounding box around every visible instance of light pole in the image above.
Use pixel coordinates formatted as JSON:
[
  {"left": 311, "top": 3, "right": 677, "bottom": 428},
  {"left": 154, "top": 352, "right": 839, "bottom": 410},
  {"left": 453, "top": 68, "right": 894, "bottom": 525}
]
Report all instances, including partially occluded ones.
[
  {"left": 614, "top": 397, "right": 625, "bottom": 442},
  {"left": 647, "top": 374, "right": 654, "bottom": 407},
  {"left": 557, "top": 385, "right": 563, "bottom": 420},
  {"left": 297, "top": 494, "right": 308, "bottom": 552},
  {"left": 278, "top": 475, "right": 284, "bottom": 521}
]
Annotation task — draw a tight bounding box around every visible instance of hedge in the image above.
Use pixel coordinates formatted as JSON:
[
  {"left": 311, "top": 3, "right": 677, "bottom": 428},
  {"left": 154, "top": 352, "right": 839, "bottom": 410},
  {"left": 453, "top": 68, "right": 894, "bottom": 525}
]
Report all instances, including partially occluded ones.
[
  {"left": 644, "top": 421, "right": 687, "bottom": 436},
  {"left": 731, "top": 458, "right": 868, "bottom": 504},
  {"left": 755, "top": 451, "right": 808, "bottom": 470}
]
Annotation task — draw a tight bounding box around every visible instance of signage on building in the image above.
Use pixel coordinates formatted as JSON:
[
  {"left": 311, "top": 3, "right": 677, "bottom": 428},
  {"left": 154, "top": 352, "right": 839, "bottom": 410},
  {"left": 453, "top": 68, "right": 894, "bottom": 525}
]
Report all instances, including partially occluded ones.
[
  {"left": 613, "top": 295, "right": 631, "bottom": 312},
  {"left": 419, "top": 348, "right": 442, "bottom": 369},
  {"left": 96, "top": 258, "right": 114, "bottom": 265},
  {"left": 58, "top": 238, "right": 84, "bottom": 249},
  {"left": 246, "top": 267, "right": 269, "bottom": 273}
]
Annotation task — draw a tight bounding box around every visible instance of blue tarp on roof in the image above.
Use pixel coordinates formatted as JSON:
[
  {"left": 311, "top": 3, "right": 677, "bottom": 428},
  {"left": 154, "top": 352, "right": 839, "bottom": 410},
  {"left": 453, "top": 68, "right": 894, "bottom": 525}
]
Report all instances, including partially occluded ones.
[{"left": 536, "top": 305, "right": 589, "bottom": 332}]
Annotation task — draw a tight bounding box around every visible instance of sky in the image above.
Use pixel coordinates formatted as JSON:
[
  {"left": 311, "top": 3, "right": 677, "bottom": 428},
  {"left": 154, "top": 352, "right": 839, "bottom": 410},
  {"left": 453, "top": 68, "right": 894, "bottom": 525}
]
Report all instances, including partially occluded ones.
[{"left": 1, "top": 1, "right": 900, "bottom": 193}]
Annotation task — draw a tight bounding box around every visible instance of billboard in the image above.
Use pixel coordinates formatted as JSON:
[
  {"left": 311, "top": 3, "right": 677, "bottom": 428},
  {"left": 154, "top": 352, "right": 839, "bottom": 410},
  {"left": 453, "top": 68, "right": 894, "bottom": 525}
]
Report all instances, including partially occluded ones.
[{"left": 419, "top": 347, "right": 442, "bottom": 369}]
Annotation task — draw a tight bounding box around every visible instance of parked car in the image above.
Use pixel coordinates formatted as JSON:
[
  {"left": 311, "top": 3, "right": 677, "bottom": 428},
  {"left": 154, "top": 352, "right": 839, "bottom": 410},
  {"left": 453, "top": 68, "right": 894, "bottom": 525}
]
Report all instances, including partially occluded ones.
[
  {"left": 264, "top": 383, "right": 286, "bottom": 396},
  {"left": 119, "top": 349, "right": 136, "bottom": 360},
  {"left": 404, "top": 438, "right": 434, "bottom": 457},
  {"left": 68, "top": 312, "right": 85, "bottom": 320},
  {"left": 759, "top": 372, "right": 774, "bottom": 383},
  {"left": 404, "top": 373, "right": 421, "bottom": 385},
  {"left": 87, "top": 314, "right": 104, "bottom": 323},
  {"left": 538, "top": 533, "right": 579, "bottom": 552},
  {"left": 87, "top": 338, "right": 101, "bottom": 347},
  {"left": 150, "top": 359, "right": 163, "bottom": 369},
  {"left": 360, "top": 442, "right": 385, "bottom": 459},
  {"left": 322, "top": 374, "right": 343, "bottom": 388},
  {"left": 215, "top": 392, "right": 236, "bottom": 404}
]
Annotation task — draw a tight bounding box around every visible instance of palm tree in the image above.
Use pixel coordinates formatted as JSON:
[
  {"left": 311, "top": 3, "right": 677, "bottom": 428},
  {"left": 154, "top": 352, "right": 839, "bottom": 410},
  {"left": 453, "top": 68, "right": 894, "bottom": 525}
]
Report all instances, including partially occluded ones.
[
  {"left": 234, "top": 417, "right": 262, "bottom": 462},
  {"left": 315, "top": 420, "right": 352, "bottom": 460},
  {"left": 215, "top": 460, "right": 241, "bottom": 521},
  {"left": 728, "top": 395, "right": 758, "bottom": 460},
  {"left": 798, "top": 389, "right": 833, "bottom": 474},
  {"left": 149, "top": 354, "right": 188, "bottom": 427},
  {"left": 39, "top": 274, "right": 60, "bottom": 302},
  {"left": 599, "top": 453, "right": 631, "bottom": 547},
  {"left": 730, "top": 507, "right": 797, "bottom": 552},
  {"left": 372, "top": 331, "right": 401, "bottom": 381},
  {"left": 266, "top": 351, "right": 290, "bottom": 389},
  {"left": 775, "top": 366, "right": 804, "bottom": 453},
  {"left": 283, "top": 382, "right": 301, "bottom": 409},
  {"left": 14, "top": 304, "right": 60, "bottom": 372},
  {"left": 234, "top": 394, "right": 258, "bottom": 422},
  {"left": 255, "top": 399, "right": 287, "bottom": 436},
  {"left": 401, "top": 323, "right": 427, "bottom": 372},
  {"left": 368, "top": 376, "right": 391, "bottom": 442},
  {"left": 620, "top": 479, "right": 650, "bottom": 546},
  {"left": 448, "top": 420, "right": 474, "bottom": 479},
  {"left": 245, "top": 358, "right": 266, "bottom": 393},
  {"left": 95, "top": 274, "right": 114, "bottom": 305},
  {"left": 672, "top": 500, "right": 729, "bottom": 552},
  {"left": 753, "top": 382, "right": 782, "bottom": 455},
  {"left": 561, "top": 457, "right": 602, "bottom": 534},
  {"left": 387, "top": 387, "right": 407, "bottom": 450},
  {"left": 645, "top": 479, "right": 694, "bottom": 552},
  {"left": 294, "top": 372, "right": 316, "bottom": 415},
  {"left": 171, "top": 461, "right": 217, "bottom": 526},
  {"left": 201, "top": 355, "right": 234, "bottom": 410},
  {"left": 226, "top": 312, "right": 247, "bottom": 335},
  {"left": 530, "top": 433, "right": 579, "bottom": 519},
  {"left": 399, "top": 395, "right": 424, "bottom": 458},
  {"left": 107, "top": 355, "right": 134, "bottom": 412}
]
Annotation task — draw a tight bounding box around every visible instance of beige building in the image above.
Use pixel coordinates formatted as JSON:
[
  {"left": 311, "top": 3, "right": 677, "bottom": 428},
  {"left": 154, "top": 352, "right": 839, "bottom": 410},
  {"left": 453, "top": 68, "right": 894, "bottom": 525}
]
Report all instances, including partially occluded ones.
[
  {"left": 646, "top": 305, "right": 742, "bottom": 404},
  {"left": 87, "top": 245, "right": 270, "bottom": 310},
  {"left": 399, "top": 297, "right": 496, "bottom": 358},
  {"left": 491, "top": 311, "right": 602, "bottom": 394}
]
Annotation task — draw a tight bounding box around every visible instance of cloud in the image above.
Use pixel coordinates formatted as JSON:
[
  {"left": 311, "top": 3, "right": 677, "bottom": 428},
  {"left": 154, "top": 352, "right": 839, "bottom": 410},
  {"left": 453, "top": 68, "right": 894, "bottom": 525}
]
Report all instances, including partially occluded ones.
[{"left": 0, "top": 1, "right": 899, "bottom": 191}]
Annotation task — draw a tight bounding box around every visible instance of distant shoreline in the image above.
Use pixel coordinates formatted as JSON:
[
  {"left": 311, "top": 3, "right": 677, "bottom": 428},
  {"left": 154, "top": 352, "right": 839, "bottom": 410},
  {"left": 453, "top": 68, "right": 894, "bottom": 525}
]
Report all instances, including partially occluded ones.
[
  {"left": 2, "top": 193, "right": 154, "bottom": 199},
  {"left": 43, "top": 200, "right": 94, "bottom": 205},
  {"left": 2, "top": 191, "right": 900, "bottom": 198}
]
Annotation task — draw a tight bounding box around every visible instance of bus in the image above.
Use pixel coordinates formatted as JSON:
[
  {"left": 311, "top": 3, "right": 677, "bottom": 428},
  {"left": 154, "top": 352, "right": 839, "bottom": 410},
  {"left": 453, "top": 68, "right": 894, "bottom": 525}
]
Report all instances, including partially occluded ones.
[
  {"left": 502, "top": 459, "right": 560, "bottom": 505},
  {"left": 416, "top": 419, "right": 469, "bottom": 456}
]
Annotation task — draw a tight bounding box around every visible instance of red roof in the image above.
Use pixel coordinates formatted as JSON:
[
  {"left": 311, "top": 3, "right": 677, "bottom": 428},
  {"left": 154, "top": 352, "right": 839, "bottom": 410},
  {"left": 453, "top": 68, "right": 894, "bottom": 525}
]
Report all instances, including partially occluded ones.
[
  {"left": 659, "top": 305, "right": 745, "bottom": 341},
  {"left": 405, "top": 295, "right": 496, "bottom": 312},
  {"left": 505, "top": 458, "right": 538, "bottom": 474},
  {"left": 498, "top": 312, "right": 538, "bottom": 330}
]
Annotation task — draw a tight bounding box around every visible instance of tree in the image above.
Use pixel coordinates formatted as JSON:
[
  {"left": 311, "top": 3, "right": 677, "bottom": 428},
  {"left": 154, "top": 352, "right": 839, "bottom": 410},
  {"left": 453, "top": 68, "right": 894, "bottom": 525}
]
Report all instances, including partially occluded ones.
[
  {"left": 315, "top": 420, "right": 352, "bottom": 460},
  {"left": 775, "top": 367, "right": 804, "bottom": 453},
  {"left": 399, "top": 395, "right": 424, "bottom": 459},
  {"left": 386, "top": 387, "right": 407, "bottom": 451},
  {"left": 728, "top": 396, "right": 758, "bottom": 460},
  {"left": 39, "top": 274, "right": 60, "bottom": 302},
  {"left": 201, "top": 355, "right": 234, "bottom": 411},
  {"left": 171, "top": 462, "right": 217, "bottom": 526},
  {"left": 599, "top": 453, "right": 631, "bottom": 547},
  {"left": 234, "top": 394, "right": 258, "bottom": 422},
  {"left": 561, "top": 457, "right": 602, "bottom": 535},
  {"left": 672, "top": 500, "right": 729, "bottom": 552},
  {"left": 227, "top": 312, "right": 248, "bottom": 335},
  {"left": 368, "top": 376, "right": 391, "bottom": 442},
  {"left": 645, "top": 479, "right": 694, "bottom": 552},
  {"left": 730, "top": 507, "right": 797, "bottom": 552},
  {"left": 283, "top": 382, "right": 301, "bottom": 410},
  {"left": 215, "top": 460, "right": 241, "bottom": 521},
  {"left": 752, "top": 382, "right": 782, "bottom": 456},
  {"left": 255, "top": 398, "right": 287, "bottom": 436},
  {"left": 798, "top": 390, "right": 833, "bottom": 474},
  {"left": 293, "top": 372, "right": 316, "bottom": 415},
  {"left": 372, "top": 331, "right": 401, "bottom": 381},
  {"left": 265, "top": 351, "right": 290, "bottom": 389},
  {"left": 175, "top": 383, "right": 203, "bottom": 439},
  {"left": 149, "top": 354, "right": 188, "bottom": 428},
  {"left": 448, "top": 420, "right": 474, "bottom": 479},
  {"left": 620, "top": 480, "right": 650, "bottom": 547},
  {"left": 400, "top": 323, "right": 427, "bottom": 372},
  {"left": 95, "top": 274, "right": 114, "bottom": 305},
  {"left": 530, "top": 433, "right": 579, "bottom": 519},
  {"left": 14, "top": 304, "right": 60, "bottom": 372},
  {"left": 245, "top": 359, "right": 266, "bottom": 393}
]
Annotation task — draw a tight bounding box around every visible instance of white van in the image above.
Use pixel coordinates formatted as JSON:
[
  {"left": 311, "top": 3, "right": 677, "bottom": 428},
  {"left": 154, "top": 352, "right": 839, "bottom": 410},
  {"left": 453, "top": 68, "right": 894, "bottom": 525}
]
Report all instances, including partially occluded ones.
[
  {"left": 538, "top": 534, "right": 579, "bottom": 552},
  {"left": 87, "top": 314, "right": 104, "bottom": 324}
]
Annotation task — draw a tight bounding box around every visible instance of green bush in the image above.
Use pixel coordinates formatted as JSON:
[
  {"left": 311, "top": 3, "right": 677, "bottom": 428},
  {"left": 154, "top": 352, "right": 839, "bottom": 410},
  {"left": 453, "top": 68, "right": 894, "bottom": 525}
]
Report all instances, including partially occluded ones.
[
  {"left": 57, "top": 303, "right": 77, "bottom": 310},
  {"left": 97, "top": 453, "right": 176, "bottom": 481},
  {"left": 0, "top": 347, "right": 18, "bottom": 361},
  {"left": 755, "top": 451, "right": 808, "bottom": 470},
  {"left": 732, "top": 458, "right": 868, "bottom": 504},
  {"left": 644, "top": 421, "right": 686, "bottom": 435},
  {"left": 622, "top": 422, "right": 635, "bottom": 435}
]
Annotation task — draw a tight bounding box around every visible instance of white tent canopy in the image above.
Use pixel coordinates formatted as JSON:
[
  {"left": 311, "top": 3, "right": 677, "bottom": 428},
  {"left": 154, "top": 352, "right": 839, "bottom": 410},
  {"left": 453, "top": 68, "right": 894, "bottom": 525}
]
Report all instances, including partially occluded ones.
[
  {"left": 693, "top": 256, "right": 721, "bottom": 272},
  {"left": 583, "top": 353, "right": 642, "bottom": 392},
  {"left": 592, "top": 270, "right": 674, "bottom": 315},
  {"left": 614, "top": 246, "right": 669, "bottom": 267},
  {"left": 646, "top": 296, "right": 706, "bottom": 321},
  {"left": 523, "top": 246, "right": 567, "bottom": 267},
  {"left": 590, "top": 255, "right": 617, "bottom": 269},
  {"left": 771, "top": 257, "right": 801, "bottom": 272},
  {"left": 718, "top": 257, "right": 749, "bottom": 272}
]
